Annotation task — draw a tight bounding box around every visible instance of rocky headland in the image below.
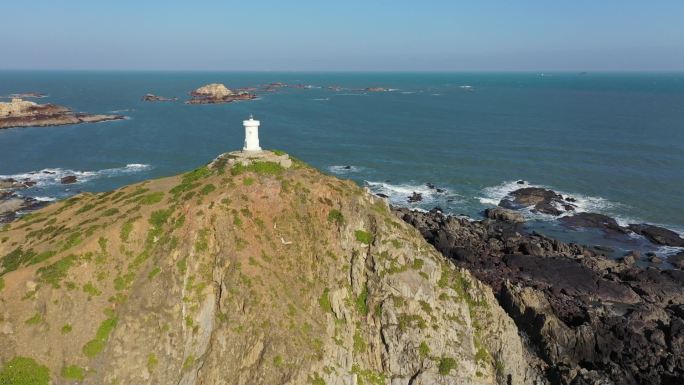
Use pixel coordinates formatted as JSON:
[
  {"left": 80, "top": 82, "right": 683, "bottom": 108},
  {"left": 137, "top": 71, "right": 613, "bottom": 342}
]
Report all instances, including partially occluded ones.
[
  {"left": 395, "top": 207, "right": 684, "bottom": 384},
  {"left": 0, "top": 152, "right": 542, "bottom": 385},
  {"left": 186, "top": 83, "right": 257, "bottom": 104},
  {"left": 0, "top": 98, "right": 124, "bottom": 129}
]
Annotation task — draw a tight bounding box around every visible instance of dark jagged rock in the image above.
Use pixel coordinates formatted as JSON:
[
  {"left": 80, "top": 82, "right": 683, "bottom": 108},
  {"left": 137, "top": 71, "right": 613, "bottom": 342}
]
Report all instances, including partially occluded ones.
[
  {"left": 499, "top": 187, "right": 575, "bottom": 216},
  {"left": 393, "top": 207, "right": 684, "bottom": 385},
  {"left": 559, "top": 212, "right": 628, "bottom": 235},
  {"left": 60, "top": 175, "right": 78, "bottom": 184},
  {"left": 671, "top": 252, "right": 684, "bottom": 269},
  {"left": 628, "top": 223, "right": 684, "bottom": 247},
  {"left": 407, "top": 192, "right": 422, "bottom": 203}
]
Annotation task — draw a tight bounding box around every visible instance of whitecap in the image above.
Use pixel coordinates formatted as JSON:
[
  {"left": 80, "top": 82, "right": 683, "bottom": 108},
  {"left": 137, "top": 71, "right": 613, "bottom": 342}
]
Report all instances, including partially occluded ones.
[
  {"left": 312, "top": 98, "right": 330, "bottom": 101},
  {"left": 33, "top": 196, "right": 57, "bottom": 202},
  {"left": 478, "top": 180, "right": 619, "bottom": 221},
  {"left": 328, "top": 165, "right": 361, "bottom": 174},
  {"left": 364, "top": 181, "right": 460, "bottom": 206},
  {"left": 0, "top": 164, "right": 152, "bottom": 188}
]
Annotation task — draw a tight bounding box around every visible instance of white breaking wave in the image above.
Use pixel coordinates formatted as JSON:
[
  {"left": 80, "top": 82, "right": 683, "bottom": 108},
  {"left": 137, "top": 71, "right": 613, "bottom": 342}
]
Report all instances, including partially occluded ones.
[
  {"left": 478, "top": 180, "right": 619, "bottom": 219},
  {"left": 328, "top": 165, "right": 362, "bottom": 174},
  {"left": 365, "top": 181, "right": 461, "bottom": 206},
  {"left": 312, "top": 98, "right": 330, "bottom": 101},
  {"left": 0, "top": 164, "right": 152, "bottom": 188}
]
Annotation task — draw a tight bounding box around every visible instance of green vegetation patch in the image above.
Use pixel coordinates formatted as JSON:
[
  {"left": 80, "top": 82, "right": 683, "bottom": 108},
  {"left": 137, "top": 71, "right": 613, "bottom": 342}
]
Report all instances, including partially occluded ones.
[
  {"left": 0, "top": 277, "right": 4, "bottom": 292},
  {"left": 231, "top": 161, "right": 284, "bottom": 176},
  {"left": 24, "top": 313, "right": 42, "bottom": 325},
  {"left": 83, "top": 282, "right": 102, "bottom": 296},
  {"left": 351, "top": 364, "right": 387, "bottom": 385},
  {"left": 147, "top": 354, "right": 158, "bottom": 372},
  {"left": 61, "top": 324, "right": 72, "bottom": 334},
  {"left": 82, "top": 317, "right": 118, "bottom": 357},
  {"left": 148, "top": 267, "right": 161, "bottom": 280},
  {"left": 438, "top": 357, "right": 457, "bottom": 375},
  {"left": 398, "top": 313, "right": 427, "bottom": 331},
  {"left": 37, "top": 255, "right": 77, "bottom": 288},
  {"left": 61, "top": 232, "right": 83, "bottom": 251},
  {"left": 102, "top": 208, "right": 120, "bottom": 217},
  {"left": 139, "top": 191, "right": 165, "bottom": 205},
  {"left": 318, "top": 288, "right": 333, "bottom": 313},
  {"left": 419, "top": 341, "right": 430, "bottom": 358},
  {"left": 354, "top": 230, "right": 373, "bottom": 245},
  {"left": 170, "top": 166, "right": 210, "bottom": 198},
  {"left": 0, "top": 356, "right": 50, "bottom": 385},
  {"left": 355, "top": 286, "right": 369, "bottom": 315},
  {"left": 327, "top": 209, "right": 344, "bottom": 226},
  {"left": 120, "top": 219, "right": 135, "bottom": 242},
  {"left": 1, "top": 248, "right": 37, "bottom": 274},
  {"left": 200, "top": 184, "right": 216, "bottom": 196},
  {"left": 353, "top": 330, "right": 367, "bottom": 353},
  {"left": 61, "top": 365, "right": 85, "bottom": 381}
]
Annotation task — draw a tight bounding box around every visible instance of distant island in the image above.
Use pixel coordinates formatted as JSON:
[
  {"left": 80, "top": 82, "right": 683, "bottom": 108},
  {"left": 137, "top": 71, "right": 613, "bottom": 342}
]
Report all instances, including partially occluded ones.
[
  {"left": 185, "top": 83, "right": 257, "bottom": 104},
  {"left": 0, "top": 98, "right": 124, "bottom": 129},
  {"left": 141, "top": 94, "right": 177, "bottom": 102}
]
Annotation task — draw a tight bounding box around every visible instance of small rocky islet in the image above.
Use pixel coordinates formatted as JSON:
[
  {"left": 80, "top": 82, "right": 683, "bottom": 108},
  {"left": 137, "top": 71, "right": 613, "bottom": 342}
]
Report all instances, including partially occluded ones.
[{"left": 0, "top": 98, "right": 125, "bottom": 130}]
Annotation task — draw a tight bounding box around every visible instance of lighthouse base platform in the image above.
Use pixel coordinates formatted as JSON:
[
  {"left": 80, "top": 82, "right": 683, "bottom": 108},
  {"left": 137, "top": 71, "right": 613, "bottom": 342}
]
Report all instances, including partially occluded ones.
[{"left": 209, "top": 150, "right": 293, "bottom": 170}]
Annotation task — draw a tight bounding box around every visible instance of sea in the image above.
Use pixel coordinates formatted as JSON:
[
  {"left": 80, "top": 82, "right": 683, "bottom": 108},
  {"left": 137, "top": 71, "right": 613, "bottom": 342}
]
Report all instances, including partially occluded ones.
[{"left": 1, "top": 71, "right": 683, "bottom": 260}]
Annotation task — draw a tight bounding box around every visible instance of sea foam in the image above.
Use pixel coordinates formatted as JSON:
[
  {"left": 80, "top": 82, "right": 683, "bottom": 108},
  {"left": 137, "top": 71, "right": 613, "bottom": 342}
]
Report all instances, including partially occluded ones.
[{"left": 0, "top": 164, "right": 152, "bottom": 188}]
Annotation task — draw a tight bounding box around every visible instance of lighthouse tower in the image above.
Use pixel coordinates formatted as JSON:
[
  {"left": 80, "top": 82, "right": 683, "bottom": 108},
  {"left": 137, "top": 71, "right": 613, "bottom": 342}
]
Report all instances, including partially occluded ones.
[{"left": 242, "top": 115, "right": 262, "bottom": 152}]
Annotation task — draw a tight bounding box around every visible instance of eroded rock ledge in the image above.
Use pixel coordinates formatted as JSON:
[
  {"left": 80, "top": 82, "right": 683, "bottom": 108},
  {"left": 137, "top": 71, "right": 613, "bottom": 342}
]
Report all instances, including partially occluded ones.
[
  {"left": 0, "top": 98, "right": 124, "bottom": 129},
  {"left": 394, "top": 207, "right": 684, "bottom": 385}
]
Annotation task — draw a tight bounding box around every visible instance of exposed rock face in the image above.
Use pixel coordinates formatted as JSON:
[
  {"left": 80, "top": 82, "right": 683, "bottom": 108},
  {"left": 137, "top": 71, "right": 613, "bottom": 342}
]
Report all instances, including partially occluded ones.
[
  {"left": 0, "top": 98, "right": 124, "bottom": 129},
  {"left": 559, "top": 212, "right": 628, "bottom": 235},
  {"left": 394, "top": 208, "right": 684, "bottom": 385},
  {"left": 0, "top": 178, "right": 46, "bottom": 224},
  {"left": 186, "top": 84, "right": 256, "bottom": 104},
  {"left": 499, "top": 188, "right": 575, "bottom": 216},
  {"left": 191, "top": 83, "right": 234, "bottom": 98},
  {"left": 0, "top": 154, "right": 537, "bottom": 385},
  {"left": 484, "top": 208, "right": 524, "bottom": 224},
  {"left": 628, "top": 224, "right": 684, "bottom": 247}
]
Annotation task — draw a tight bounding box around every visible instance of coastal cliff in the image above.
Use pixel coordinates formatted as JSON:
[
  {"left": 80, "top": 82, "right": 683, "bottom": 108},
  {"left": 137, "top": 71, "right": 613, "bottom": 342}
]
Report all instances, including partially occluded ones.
[
  {"left": 395, "top": 208, "right": 684, "bottom": 384},
  {"left": 0, "top": 152, "right": 538, "bottom": 385}
]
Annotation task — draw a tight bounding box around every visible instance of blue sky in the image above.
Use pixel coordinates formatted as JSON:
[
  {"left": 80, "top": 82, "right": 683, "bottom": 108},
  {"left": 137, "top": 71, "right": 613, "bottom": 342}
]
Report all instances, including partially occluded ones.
[{"left": 1, "top": 0, "right": 683, "bottom": 71}]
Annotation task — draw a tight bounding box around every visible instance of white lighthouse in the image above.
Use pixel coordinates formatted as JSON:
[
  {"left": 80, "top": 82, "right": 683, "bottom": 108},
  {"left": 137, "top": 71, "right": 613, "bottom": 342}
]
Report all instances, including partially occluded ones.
[{"left": 242, "top": 115, "right": 262, "bottom": 152}]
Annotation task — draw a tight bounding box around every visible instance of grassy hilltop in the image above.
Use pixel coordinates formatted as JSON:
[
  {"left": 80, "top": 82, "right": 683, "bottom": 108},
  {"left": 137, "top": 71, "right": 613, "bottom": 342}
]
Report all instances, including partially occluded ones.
[{"left": 0, "top": 151, "right": 535, "bottom": 385}]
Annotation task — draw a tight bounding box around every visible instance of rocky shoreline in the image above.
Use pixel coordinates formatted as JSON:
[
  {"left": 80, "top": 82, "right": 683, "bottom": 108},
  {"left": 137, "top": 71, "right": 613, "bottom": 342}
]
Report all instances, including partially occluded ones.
[
  {"left": 394, "top": 206, "right": 684, "bottom": 384},
  {"left": 0, "top": 172, "right": 82, "bottom": 224},
  {"left": 0, "top": 98, "right": 124, "bottom": 129}
]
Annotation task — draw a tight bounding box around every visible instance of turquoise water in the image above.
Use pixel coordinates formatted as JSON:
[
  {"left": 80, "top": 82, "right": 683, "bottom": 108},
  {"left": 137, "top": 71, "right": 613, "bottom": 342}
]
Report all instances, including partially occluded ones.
[{"left": 1, "top": 71, "right": 683, "bottom": 253}]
